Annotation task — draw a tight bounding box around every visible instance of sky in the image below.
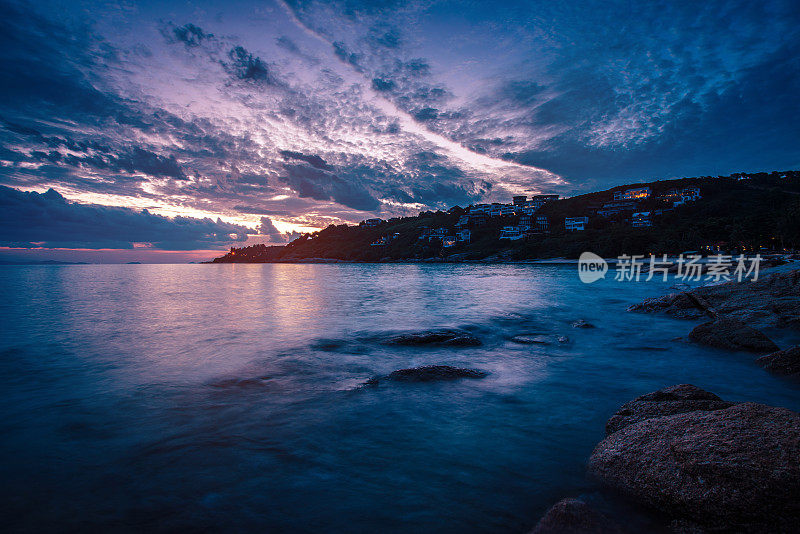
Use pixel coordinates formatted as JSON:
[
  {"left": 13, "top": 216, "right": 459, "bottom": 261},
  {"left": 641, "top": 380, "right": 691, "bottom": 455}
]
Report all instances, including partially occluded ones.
[{"left": 1, "top": 0, "right": 798, "bottom": 262}]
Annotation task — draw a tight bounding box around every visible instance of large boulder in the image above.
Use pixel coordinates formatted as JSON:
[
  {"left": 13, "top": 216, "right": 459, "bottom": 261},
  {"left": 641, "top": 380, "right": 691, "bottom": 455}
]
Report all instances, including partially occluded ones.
[
  {"left": 384, "top": 329, "right": 482, "bottom": 347},
  {"left": 688, "top": 318, "right": 779, "bottom": 353},
  {"left": 529, "top": 498, "right": 623, "bottom": 534},
  {"left": 589, "top": 401, "right": 800, "bottom": 532},
  {"left": 756, "top": 346, "right": 800, "bottom": 377},
  {"left": 363, "top": 365, "right": 487, "bottom": 385},
  {"left": 605, "top": 384, "right": 734, "bottom": 435}
]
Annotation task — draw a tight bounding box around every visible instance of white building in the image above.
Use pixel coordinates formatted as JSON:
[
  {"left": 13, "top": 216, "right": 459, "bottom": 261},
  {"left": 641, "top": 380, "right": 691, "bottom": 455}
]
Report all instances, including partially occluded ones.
[
  {"left": 565, "top": 216, "right": 589, "bottom": 231},
  {"left": 470, "top": 204, "right": 491, "bottom": 214},
  {"left": 499, "top": 226, "right": 524, "bottom": 240},
  {"left": 613, "top": 187, "right": 651, "bottom": 201},
  {"left": 536, "top": 216, "right": 549, "bottom": 231}
]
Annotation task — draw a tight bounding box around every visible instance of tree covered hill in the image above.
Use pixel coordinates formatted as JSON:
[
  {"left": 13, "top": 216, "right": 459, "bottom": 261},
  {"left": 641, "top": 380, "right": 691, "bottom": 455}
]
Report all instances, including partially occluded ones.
[{"left": 209, "top": 170, "right": 800, "bottom": 263}]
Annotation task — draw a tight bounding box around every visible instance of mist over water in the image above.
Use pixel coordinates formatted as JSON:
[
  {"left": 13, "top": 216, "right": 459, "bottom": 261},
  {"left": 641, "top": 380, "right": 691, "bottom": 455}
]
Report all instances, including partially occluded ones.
[{"left": 1, "top": 264, "right": 798, "bottom": 532}]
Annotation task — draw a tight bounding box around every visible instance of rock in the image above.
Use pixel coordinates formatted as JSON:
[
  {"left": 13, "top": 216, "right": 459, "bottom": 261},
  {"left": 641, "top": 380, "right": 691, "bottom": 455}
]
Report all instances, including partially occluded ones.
[
  {"left": 363, "top": 365, "right": 488, "bottom": 385},
  {"left": 629, "top": 269, "right": 800, "bottom": 330},
  {"left": 384, "top": 329, "right": 481, "bottom": 347},
  {"left": 529, "top": 498, "right": 624, "bottom": 534},
  {"left": 688, "top": 318, "right": 779, "bottom": 353},
  {"left": 756, "top": 346, "right": 800, "bottom": 377},
  {"left": 511, "top": 334, "right": 551, "bottom": 345},
  {"left": 589, "top": 400, "right": 800, "bottom": 532},
  {"left": 511, "top": 334, "right": 571, "bottom": 345},
  {"left": 572, "top": 320, "right": 596, "bottom": 329},
  {"left": 605, "top": 384, "right": 734, "bottom": 434},
  {"left": 627, "top": 292, "right": 707, "bottom": 320}
]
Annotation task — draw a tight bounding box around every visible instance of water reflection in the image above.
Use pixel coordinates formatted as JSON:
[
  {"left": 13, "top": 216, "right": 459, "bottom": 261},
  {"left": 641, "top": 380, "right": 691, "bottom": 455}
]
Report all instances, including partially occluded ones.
[{"left": 0, "top": 264, "right": 798, "bottom": 532}]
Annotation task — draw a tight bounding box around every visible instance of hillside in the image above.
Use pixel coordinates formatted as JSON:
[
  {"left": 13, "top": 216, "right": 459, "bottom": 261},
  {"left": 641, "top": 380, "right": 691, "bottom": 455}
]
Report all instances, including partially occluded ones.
[{"left": 209, "top": 170, "right": 800, "bottom": 263}]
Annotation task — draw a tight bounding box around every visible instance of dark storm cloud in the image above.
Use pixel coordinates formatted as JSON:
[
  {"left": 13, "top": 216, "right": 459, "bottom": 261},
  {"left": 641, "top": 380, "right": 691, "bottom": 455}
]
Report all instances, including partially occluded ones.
[
  {"left": 256, "top": 216, "right": 301, "bottom": 243},
  {"left": 0, "top": 186, "right": 251, "bottom": 250},
  {"left": 224, "top": 46, "right": 276, "bottom": 84},
  {"left": 171, "top": 23, "right": 212, "bottom": 47},
  {"left": 279, "top": 150, "right": 332, "bottom": 170},
  {"left": 332, "top": 41, "right": 362, "bottom": 69},
  {"left": 280, "top": 163, "right": 380, "bottom": 212}
]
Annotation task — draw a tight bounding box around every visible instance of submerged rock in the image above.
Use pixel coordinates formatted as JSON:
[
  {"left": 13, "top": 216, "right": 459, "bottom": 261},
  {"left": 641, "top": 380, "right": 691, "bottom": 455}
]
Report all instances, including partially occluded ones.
[
  {"left": 605, "top": 384, "right": 733, "bottom": 435},
  {"left": 364, "top": 365, "right": 488, "bottom": 385},
  {"left": 629, "top": 269, "right": 800, "bottom": 330},
  {"left": 688, "top": 317, "right": 779, "bottom": 353},
  {"left": 384, "top": 329, "right": 481, "bottom": 347},
  {"left": 529, "top": 498, "right": 623, "bottom": 534},
  {"left": 511, "top": 334, "right": 571, "bottom": 345},
  {"left": 756, "top": 346, "right": 800, "bottom": 377},
  {"left": 589, "top": 394, "right": 800, "bottom": 532},
  {"left": 571, "top": 320, "right": 596, "bottom": 329}
]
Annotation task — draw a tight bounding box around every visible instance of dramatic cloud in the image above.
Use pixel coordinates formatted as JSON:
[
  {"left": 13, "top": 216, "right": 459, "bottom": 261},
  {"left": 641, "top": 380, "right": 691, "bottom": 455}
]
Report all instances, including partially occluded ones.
[
  {"left": 0, "top": 186, "right": 251, "bottom": 250},
  {"left": 0, "top": 0, "right": 797, "bottom": 259}
]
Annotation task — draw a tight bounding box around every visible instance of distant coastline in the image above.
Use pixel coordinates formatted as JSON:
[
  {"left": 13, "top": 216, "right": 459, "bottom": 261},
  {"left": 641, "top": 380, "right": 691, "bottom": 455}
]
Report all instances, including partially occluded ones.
[{"left": 208, "top": 170, "right": 800, "bottom": 264}]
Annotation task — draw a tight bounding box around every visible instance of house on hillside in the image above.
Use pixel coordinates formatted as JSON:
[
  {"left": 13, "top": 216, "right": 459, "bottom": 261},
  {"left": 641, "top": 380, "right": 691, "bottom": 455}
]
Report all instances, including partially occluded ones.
[
  {"left": 469, "top": 212, "right": 488, "bottom": 227},
  {"left": 457, "top": 229, "right": 471, "bottom": 243},
  {"left": 442, "top": 236, "right": 457, "bottom": 247},
  {"left": 499, "top": 226, "right": 524, "bottom": 240},
  {"left": 565, "top": 216, "right": 589, "bottom": 231},
  {"left": 536, "top": 216, "right": 549, "bottom": 231},
  {"left": 597, "top": 200, "right": 639, "bottom": 217},
  {"left": 361, "top": 218, "right": 384, "bottom": 227},
  {"left": 613, "top": 187, "right": 651, "bottom": 201}
]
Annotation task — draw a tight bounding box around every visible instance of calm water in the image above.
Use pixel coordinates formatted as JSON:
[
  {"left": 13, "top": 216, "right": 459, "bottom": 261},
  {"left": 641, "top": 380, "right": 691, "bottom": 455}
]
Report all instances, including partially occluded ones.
[{"left": 1, "top": 264, "right": 798, "bottom": 533}]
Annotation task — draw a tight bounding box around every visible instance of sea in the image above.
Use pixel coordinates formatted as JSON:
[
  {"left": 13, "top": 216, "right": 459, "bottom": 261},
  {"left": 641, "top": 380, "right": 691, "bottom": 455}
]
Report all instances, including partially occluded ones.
[{"left": 1, "top": 263, "right": 798, "bottom": 532}]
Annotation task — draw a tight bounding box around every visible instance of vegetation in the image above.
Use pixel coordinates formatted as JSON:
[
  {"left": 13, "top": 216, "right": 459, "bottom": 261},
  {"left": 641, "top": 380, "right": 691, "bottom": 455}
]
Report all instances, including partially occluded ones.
[{"left": 210, "top": 170, "right": 800, "bottom": 263}]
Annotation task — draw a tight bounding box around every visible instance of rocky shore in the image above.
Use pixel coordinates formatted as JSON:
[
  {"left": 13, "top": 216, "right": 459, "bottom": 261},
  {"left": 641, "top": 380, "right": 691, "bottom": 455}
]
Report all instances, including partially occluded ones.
[
  {"left": 628, "top": 268, "right": 800, "bottom": 377},
  {"left": 531, "top": 385, "right": 800, "bottom": 533},
  {"left": 529, "top": 269, "right": 800, "bottom": 533}
]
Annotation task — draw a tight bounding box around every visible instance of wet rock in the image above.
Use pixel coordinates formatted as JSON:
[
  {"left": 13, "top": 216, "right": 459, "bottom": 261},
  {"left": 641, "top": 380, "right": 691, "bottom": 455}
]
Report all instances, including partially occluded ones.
[
  {"left": 589, "top": 399, "right": 800, "bottom": 532},
  {"left": 384, "top": 329, "right": 481, "bottom": 347},
  {"left": 511, "top": 334, "right": 570, "bottom": 345},
  {"left": 688, "top": 318, "right": 779, "bottom": 353},
  {"left": 629, "top": 269, "right": 800, "bottom": 330},
  {"left": 364, "top": 365, "right": 488, "bottom": 385},
  {"left": 529, "top": 498, "right": 624, "bottom": 534},
  {"left": 571, "top": 320, "right": 596, "bottom": 329},
  {"left": 605, "top": 384, "right": 733, "bottom": 435},
  {"left": 627, "top": 292, "right": 707, "bottom": 320},
  {"left": 756, "top": 346, "right": 800, "bottom": 377}
]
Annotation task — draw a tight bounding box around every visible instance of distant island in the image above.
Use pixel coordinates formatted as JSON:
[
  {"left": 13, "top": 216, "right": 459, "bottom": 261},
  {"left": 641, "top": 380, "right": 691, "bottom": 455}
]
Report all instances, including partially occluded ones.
[{"left": 209, "top": 170, "right": 800, "bottom": 263}]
